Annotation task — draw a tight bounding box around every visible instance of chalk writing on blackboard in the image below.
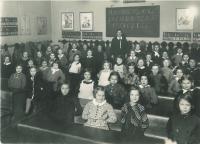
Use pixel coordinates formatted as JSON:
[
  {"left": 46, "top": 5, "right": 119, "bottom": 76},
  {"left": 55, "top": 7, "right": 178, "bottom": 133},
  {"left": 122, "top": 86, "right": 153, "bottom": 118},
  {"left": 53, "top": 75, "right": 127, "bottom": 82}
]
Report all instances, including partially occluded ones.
[{"left": 106, "top": 6, "right": 160, "bottom": 37}]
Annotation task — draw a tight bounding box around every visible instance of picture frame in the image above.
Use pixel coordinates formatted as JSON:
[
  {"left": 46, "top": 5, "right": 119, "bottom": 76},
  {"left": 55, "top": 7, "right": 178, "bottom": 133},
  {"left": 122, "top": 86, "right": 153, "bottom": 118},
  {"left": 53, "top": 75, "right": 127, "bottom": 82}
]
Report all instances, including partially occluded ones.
[
  {"left": 37, "top": 17, "right": 47, "bottom": 35},
  {"left": 61, "top": 12, "right": 74, "bottom": 31},
  {"left": 176, "top": 8, "right": 194, "bottom": 30},
  {"left": 80, "top": 12, "right": 93, "bottom": 31}
]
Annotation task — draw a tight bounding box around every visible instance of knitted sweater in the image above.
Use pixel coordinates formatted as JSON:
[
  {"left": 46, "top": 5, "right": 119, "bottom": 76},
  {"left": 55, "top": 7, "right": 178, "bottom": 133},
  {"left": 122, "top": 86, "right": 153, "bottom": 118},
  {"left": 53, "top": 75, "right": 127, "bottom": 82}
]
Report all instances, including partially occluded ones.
[{"left": 82, "top": 99, "right": 117, "bottom": 130}]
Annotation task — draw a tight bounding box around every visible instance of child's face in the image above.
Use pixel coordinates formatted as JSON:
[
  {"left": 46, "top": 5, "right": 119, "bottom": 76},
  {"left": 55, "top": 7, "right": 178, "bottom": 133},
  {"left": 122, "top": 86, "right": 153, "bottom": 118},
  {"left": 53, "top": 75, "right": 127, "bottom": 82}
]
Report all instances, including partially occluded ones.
[
  {"left": 97, "top": 46, "right": 102, "bottom": 52},
  {"left": 74, "top": 55, "right": 80, "bottom": 61},
  {"left": 181, "top": 79, "right": 192, "bottom": 90},
  {"left": 154, "top": 45, "right": 159, "bottom": 51},
  {"left": 146, "top": 54, "right": 152, "bottom": 61},
  {"left": 177, "top": 48, "right": 182, "bottom": 53},
  {"left": 47, "top": 46, "right": 52, "bottom": 51},
  {"left": 37, "top": 52, "right": 42, "bottom": 57},
  {"left": 61, "top": 84, "right": 70, "bottom": 95},
  {"left": 116, "top": 58, "right": 123, "bottom": 65},
  {"left": 130, "top": 51, "right": 135, "bottom": 57},
  {"left": 50, "top": 53, "right": 55, "bottom": 59},
  {"left": 152, "top": 66, "right": 159, "bottom": 75},
  {"left": 83, "top": 44, "right": 87, "bottom": 50},
  {"left": 135, "top": 44, "right": 140, "bottom": 50},
  {"left": 23, "top": 52, "right": 28, "bottom": 58},
  {"left": 179, "top": 99, "right": 191, "bottom": 115},
  {"left": 162, "top": 52, "right": 168, "bottom": 58},
  {"left": 87, "top": 50, "right": 92, "bottom": 57},
  {"left": 30, "top": 68, "right": 37, "bottom": 76},
  {"left": 128, "top": 66, "right": 135, "bottom": 73},
  {"left": 141, "top": 76, "right": 148, "bottom": 86},
  {"left": 84, "top": 72, "right": 91, "bottom": 80},
  {"left": 189, "top": 59, "right": 196, "bottom": 68},
  {"left": 42, "top": 61, "right": 47, "bottom": 67},
  {"left": 163, "top": 60, "right": 169, "bottom": 67},
  {"left": 4, "top": 57, "right": 10, "bottom": 63},
  {"left": 72, "top": 44, "right": 77, "bottom": 49},
  {"left": 110, "top": 75, "right": 118, "bottom": 85},
  {"left": 176, "top": 69, "right": 183, "bottom": 78},
  {"left": 53, "top": 63, "right": 59, "bottom": 69},
  {"left": 16, "top": 66, "right": 22, "bottom": 73},
  {"left": 58, "top": 49, "right": 63, "bottom": 55},
  {"left": 130, "top": 90, "right": 140, "bottom": 103},
  {"left": 183, "top": 55, "right": 189, "bottom": 61},
  {"left": 138, "top": 59, "right": 144, "bottom": 67},
  {"left": 103, "top": 63, "right": 110, "bottom": 70},
  {"left": 28, "top": 60, "right": 34, "bottom": 66},
  {"left": 95, "top": 90, "right": 105, "bottom": 102}
]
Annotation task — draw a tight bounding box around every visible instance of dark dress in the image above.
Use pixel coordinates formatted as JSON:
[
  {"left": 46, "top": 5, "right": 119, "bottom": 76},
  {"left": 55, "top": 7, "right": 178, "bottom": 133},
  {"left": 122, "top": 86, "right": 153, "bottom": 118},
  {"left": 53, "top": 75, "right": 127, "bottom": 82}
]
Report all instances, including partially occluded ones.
[
  {"left": 121, "top": 103, "right": 149, "bottom": 141},
  {"left": 167, "top": 113, "right": 200, "bottom": 144},
  {"left": 26, "top": 73, "right": 45, "bottom": 112},
  {"left": 1, "top": 63, "right": 14, "bottom": 79},
  {"left": 50, "top": 92, "right": 75, "bottom": 125}
]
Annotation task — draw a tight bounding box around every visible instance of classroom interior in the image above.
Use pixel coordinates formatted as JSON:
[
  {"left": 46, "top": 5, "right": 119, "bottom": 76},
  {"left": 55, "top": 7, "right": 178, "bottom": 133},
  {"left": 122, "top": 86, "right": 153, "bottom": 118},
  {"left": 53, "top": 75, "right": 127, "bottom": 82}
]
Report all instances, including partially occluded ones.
[{"left": 1, "top": 0, "right": 200, "bottom": 144}]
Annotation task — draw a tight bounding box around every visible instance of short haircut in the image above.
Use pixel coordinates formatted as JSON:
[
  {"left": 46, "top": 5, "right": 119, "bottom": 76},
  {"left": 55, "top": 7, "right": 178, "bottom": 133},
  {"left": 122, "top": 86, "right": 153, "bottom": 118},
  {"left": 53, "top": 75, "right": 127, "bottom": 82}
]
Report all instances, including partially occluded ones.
[
  {"left": 177, "top": 92, "right": 195, "bottom": 113},
  {"left": 108, "top": 71, "right": 120, "bottom": 81},
  {"left": 93, "top": 86, "right": 105, "bottom": 98}
]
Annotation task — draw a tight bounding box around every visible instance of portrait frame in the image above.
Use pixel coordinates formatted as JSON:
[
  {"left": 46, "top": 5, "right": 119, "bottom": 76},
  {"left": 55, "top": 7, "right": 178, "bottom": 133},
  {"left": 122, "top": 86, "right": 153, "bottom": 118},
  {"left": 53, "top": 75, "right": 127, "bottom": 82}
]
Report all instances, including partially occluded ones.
[
  {"left": 61, "top": 12, "right": 74, "bottom": 31},
  {"left": 176, "top": 8, "right": 194, "bottom": 30},
  {"left": 80, "top": 12, "right": 93, "bottom": 31}
]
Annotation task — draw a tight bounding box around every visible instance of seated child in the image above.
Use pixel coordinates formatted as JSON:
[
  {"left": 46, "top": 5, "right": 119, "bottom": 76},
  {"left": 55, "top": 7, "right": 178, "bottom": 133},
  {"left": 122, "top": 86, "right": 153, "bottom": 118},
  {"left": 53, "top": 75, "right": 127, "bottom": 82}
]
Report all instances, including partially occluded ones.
[
  {"left": 82, "top": 86, "right": 117, "bottom": 130},
  {"left": 126, "top": 50, "right": 138, "bottom": 65},
  {"left": 105, "top": 71, "right": 127, "bottom": 109},
  {"left": 135, "top": 58, "right": 147, "bottom": 78},
  {"left": 50, "top": 83, "right": 75, "bottom": 125},
  {"left": 113, "top": 55, "right": 127, "bottom": 79},
  {"left": 98, "top": 61, "right": 112, "bottom": 87},
  {"left": 172, "top": 47, "right": 183, "bottom": 67},
  {"left": 145, "top": 53, "right": 154, "bottom": 76},
  {"left": 166, "top": 93, "right": 200, "bottom": 144},
  {"left": 78, "top": 70, "right": 95, "bottom": 106},
  {"left": 160, "top": 59, "right": 174, "bottom": 84},
  {"left": 121, "top": 87, "right": 149, "bottom": 140},
  {"left": 149, "top": 64, "right": 168, "bottom": 95},
  {"left": 123, "top": 63, "right": 140, "bottom": 89},
  {"left": 168, "top": 68, "right": 184, "bottom": 97},
  {"left": 1, "top": 55, "right": 14, "bottom": 79},
  {"left": 139, "top": 75, "right": 158, "bottom": 112}
]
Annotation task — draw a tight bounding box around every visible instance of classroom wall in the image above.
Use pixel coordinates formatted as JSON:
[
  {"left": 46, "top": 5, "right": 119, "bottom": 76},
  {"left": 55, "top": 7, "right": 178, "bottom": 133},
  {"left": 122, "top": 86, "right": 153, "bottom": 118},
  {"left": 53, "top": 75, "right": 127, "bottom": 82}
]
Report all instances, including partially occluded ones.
[
  {"left": 1, "top": 1, "right": 51, "bottom": 45},
  {"left": 51, "top": 0, "right": 200, "bottom": 43}
]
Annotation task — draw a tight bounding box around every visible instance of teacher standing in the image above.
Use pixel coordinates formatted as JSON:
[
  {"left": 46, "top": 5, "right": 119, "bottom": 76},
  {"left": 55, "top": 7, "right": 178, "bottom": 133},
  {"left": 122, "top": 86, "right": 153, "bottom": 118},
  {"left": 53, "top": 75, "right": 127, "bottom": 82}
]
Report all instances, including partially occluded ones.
[{"left": 111, "top": 29, "right": 129, "bottom": 59}]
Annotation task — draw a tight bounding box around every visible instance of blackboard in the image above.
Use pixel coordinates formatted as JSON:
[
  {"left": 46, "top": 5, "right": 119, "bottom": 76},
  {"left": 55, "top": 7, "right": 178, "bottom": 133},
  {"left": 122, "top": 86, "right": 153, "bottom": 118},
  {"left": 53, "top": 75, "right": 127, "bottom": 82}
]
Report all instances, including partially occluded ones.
[{"left": 106, "top": 6, "right": 160, "bottom": 37}]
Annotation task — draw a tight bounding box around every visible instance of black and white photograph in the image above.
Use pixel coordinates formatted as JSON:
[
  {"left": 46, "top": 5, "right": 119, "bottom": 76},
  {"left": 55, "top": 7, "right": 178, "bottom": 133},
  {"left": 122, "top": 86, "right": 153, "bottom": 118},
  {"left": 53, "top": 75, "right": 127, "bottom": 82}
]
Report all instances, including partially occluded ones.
[{"left": 1, "top": 1, "right": 200, "bottom": 144}]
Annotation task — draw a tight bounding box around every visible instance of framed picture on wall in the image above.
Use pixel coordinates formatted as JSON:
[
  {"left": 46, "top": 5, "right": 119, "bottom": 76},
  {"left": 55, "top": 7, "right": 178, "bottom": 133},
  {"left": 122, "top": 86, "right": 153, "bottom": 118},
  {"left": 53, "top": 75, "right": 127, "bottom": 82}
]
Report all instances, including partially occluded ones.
[
  {"left": 61, "top": 12, "right": 74, "bottom": 31},
  {"left": 37, "top": 17, "right": 47, "bottom": 35},
  {"left": 176, "top": 8, "right": 194, "bottom": 30},
  {"left": 80, "top": 12, "right": 93, "bottom": 31}
]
